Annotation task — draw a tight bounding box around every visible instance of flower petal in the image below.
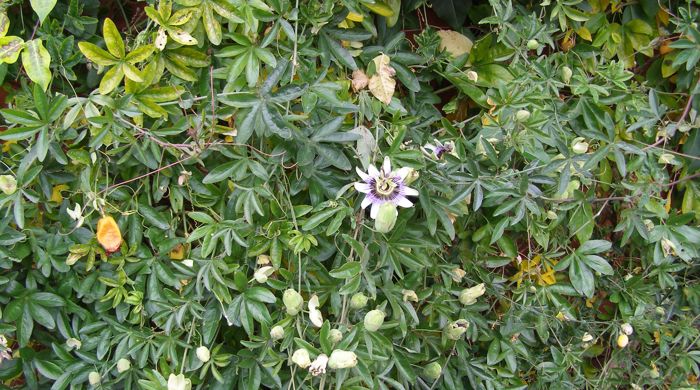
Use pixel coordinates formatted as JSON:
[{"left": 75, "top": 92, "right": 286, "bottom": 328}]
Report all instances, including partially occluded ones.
[
  {"left": 395, "top": 167, "right": 411, "bottom": 180},
  {"left": 356, "top": 166, "right": 370, "bottom": 181},
  {"left": 368, "top": 164, "right": 380, "bottom": 178},
  {"left": 370, "top": 202, "right": 380, "bottom": 219},
  {"left": 361, "top": 196, "right": 373, "bottom": 209},
  {"left": 354, "top": 182, "right": 371, "bottom": 193},
  {"left": 382, "top": 156, "right": 391, "bottom": 175},
  {"left": 403, "top": 186, "right": 419, "bottom": 197},
  {"left": 395, "top": 196, "right": 413, "bottom": 208}
]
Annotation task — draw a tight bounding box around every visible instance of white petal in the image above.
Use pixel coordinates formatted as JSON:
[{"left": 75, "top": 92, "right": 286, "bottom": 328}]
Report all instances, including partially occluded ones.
[
  {"left": 370, "top": 202, "right": 380, "bottom": 219},
  {"left": 367, "top": 164, "right": 379, "bottom": 178},
  {"left": 355, "top": 167, "right": 370, "bottom": 181},
  {"left": 354, "top": 182, "right": 371, "bottom": 193},
  {"left": 308, "top": 294, "right": 320, "bottom": 311},
  {"left": 395, "top": 196, "right": 413, "bottom": 208},
  {"left": 403, "top": 186, "right": 419, "bottom": 196},
  {"left": 310, "top": 309, "right": 323, "bottom": 328},
  {"left": 361, "top": 196, "right": 373, "bottom": 209},
  {"left": 395, "top": 167, "right": 411, "bottom": 180},
  {"left": 382, "top": 156, "right": 391, "bottom": 175}
]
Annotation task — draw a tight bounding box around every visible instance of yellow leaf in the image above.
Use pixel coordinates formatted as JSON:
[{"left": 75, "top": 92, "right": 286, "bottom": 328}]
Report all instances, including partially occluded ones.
[
  {"left": 97, "top": 215, "right": 122, "bottom": 253},
  {"left": 170, "top": 244, "right": 186, "bottom": 260},
  {"left": 437, "top": 30, "right": 473, "bottom": 57},
  {"left": 346, "top": 11, "right": 364, "bottom": 22},
  {"left": 576, "top": 27, "right": 592, "bottom": 41},
  {"left": 51, "top": 184, "right": 69, "bottom": 203},
  {"left": 363, "top": 2, "right": 394, "bottom": 17},
  {"left": 368, "top": 54, "right": 395, "bottom": 105}
]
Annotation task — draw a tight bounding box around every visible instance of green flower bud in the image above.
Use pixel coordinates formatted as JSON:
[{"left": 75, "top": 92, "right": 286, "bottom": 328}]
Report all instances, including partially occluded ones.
[
  {"left": 403, "top": 168, "right": 419, "bottom": 185},
  {"left": 423, "top": 361, "right": 442, "bottom": 380},
  {"left": 527, "top": 39, "right": 539, "bottom": 50},
  {"left": 283, "top": 289, "right": 303, "bottom": 316},
  {"left": 364, "top": 309, "right": 385, "bottom": 332},
  {"left": 571, "top": 137, "right": 589, "bottom": 154},
  {"left": 328, "top": 349, "right": 358, "bottom": 369},
  {"left": 350, "top": 293, "right": 368, "bottom": 310},
  {"left": 561, "top": 66, "right": 573, "bottom": 83},
  {"left": 117, "top": 358, "right": 131, "bottom": 373},
  {"left": 0, "top": 175, "right": 17, "bottom": 195},
  {"left": 196, "top": 346, "right": 210, "bottom": 363},
  {"left": 515, "top": 109, "right": 531, "bottom": 122},
  {"left": 459, "top": 283, "right": 485, "bottom": 306},
  {"left": 445, "top": 319, "right": 469, "bottom": 340},
  {"left": 270, "top": 325, "right": 285, "bottom": 340},
  {"left": 88, "top": 371, "right": 101, "bottom": 386},
  {"left": 329, "top": 329, "right": 343, "bottom": 344},
  {"left": 374, "top": 203, "right": 398, "bottom": 233},
  {"left": 291, "top": 348, "right": 311, "bottom": 368}
]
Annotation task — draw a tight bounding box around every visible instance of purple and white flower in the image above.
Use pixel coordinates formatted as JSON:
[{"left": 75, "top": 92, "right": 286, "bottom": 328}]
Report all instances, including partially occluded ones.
[
  {"left": 422, "top": 140, "right": 456, "bottom": 160},
  {"left": 354, "top": 157, "right": 418, "bottom": 219}
]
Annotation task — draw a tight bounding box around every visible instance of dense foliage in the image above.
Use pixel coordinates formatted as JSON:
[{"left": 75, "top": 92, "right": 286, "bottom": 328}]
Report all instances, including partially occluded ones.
[{"left": 0, "top": 0, "right": 699, "bottom": 388}]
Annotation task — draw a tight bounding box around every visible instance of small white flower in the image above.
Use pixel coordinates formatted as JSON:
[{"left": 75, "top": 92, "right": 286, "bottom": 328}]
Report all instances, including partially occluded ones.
[
  {"left": 182, "top": 259, "right": 194, "bottom": 267},
  {"left": 308, "top": 294, "right": 323, "bottom": 328},
  {"left": 621, "top": 323, "right": 634, "bottom": 336},
  {"left": 459, "top": 283, "right": 486, "bottom": 306},
  {"left": 309, "top": 354, "right": 329, "bottom": 376},
  {"left": 254, "top": 266, "right": 275, "bottom": 283},
  {"left": 88, "top": 371, "right": 101, "bottom": 386},
  {"left": 582, "top": 332, "right": 594, "bottom": 343},
  {"left": 196, "top": 346, "right": 210, "bottom": 363},
  {"left": 117, "top": 358, "right": 131, "bottom": 373},
  {"left": 66, "top": 337, "right": 82, "bottom": 350},
  {"left": 167, "top": 373, "right": 192, "bottom": 390},
  {"left": 466, "top": 70, "right": 478, "bottom": 82},
  {"left": 67, "top": 203, "right": 85, "bottom": 228},
  {"left": 291, "top": 348, "right": 311, "bottom": 368}
]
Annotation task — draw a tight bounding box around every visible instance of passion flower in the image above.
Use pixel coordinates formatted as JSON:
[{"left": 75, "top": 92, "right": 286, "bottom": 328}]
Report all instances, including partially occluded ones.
[
  {"left": 354, "top": 157, "right": 418, "bottom": 219},
  {"left": 309, "top": 354, "right": 328, "bottom": 376},
  {"left": 364, "top": 309, "right": 385, "bottom": 332},
  {"left": 96, "top": 215, "right": 122, "bottom": 253},
  {"left": 308, "top": 294, "right": 323, "bottom": 328},
  {"left": 422, "top": 140, "right": 456, "bottom": 160},
  {"left": 283, "top": 289, "right": 303, "bottom": 316},
  {"left": 328, "top": 349, "right": 358, "bottom": 369}
]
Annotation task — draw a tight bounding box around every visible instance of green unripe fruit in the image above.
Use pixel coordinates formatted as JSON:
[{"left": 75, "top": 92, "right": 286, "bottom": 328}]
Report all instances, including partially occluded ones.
[
  {"left": 0, "top": 175, "right": 17, "bottom": 195},
  {"left": 561, "top": 66, "right": 572, "bottom": 83},
  {"left": 364, "top": 309, "right": 385, "bottom": 332},
  {"left": 329, "top": 329, "right": 343, "bottom": 344},
  {"left": 423, "top": 362, "right": 442, "bottom": 380},
  {"left": 374, "top": 203, "right": 398, "bottom": 233},
  {"left": 515, "top": 109, "right": 531, "bottom": 122},
  {"left": 283, "top": 289, "right": 303, "bottom": 316},
  {"left": 527, "top": 39, "right": 539, "bottom": 50},
  {"left": 350, "top": 293, "right": 368, "bottom": 309}
]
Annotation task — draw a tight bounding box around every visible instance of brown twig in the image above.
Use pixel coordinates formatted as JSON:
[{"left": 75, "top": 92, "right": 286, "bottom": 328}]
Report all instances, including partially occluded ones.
[{"left": 99, "top": 155, "right": 193, "bottom": 194}]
